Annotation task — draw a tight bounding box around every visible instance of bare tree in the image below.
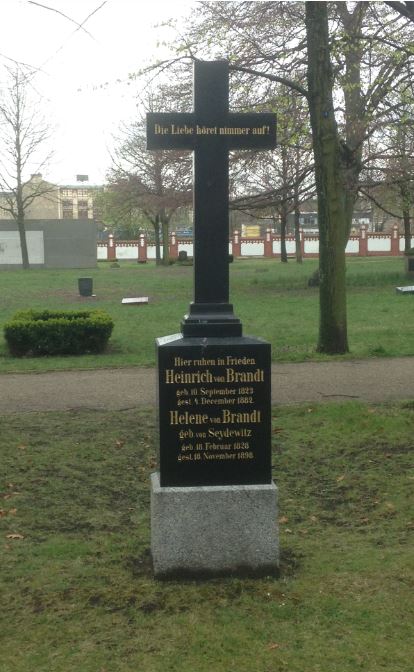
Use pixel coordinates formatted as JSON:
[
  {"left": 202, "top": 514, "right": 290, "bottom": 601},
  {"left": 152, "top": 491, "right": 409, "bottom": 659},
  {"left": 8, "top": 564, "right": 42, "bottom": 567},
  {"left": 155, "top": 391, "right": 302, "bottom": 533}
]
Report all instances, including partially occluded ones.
[
  {"left": 0, "top": 66, "right": 53, "bottom": 269},
  {"left": 109, "top": 86, "right": 191, "bottom": 264},
  {"left": 230, "top": 88, "right": 314, "bottom": 263},
  {"left": 360, "top": 88, "right": 414, "bottom": 250}
]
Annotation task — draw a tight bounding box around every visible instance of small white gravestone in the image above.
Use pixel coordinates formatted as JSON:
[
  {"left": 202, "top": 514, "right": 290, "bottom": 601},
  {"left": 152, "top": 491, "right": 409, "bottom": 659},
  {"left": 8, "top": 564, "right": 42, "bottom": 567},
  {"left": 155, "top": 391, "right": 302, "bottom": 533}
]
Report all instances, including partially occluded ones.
[
  {"left": 121, "top": 297, "right": 149, "bottom": 305},
  {"left": 396, "top": 286, "right": 414, "bottom": 294}
]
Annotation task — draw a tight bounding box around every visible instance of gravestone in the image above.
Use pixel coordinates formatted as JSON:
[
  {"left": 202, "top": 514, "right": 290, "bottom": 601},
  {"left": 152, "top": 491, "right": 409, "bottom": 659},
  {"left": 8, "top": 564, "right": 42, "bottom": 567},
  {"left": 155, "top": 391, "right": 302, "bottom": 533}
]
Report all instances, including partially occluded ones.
[
  {"left": 148, "top": 60, "right": 278, "bottom": 577},
  {"left": 121, "top": 297, "right": 149, "bottom": 305},
  {"left": 396, "top": 286, "right": 414, "bottom": 294}
]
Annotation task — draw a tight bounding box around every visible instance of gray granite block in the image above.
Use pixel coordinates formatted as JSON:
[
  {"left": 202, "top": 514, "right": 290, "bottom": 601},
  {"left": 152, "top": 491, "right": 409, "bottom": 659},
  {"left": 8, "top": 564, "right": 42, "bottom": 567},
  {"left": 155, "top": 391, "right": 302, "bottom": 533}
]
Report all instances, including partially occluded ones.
[{"left": 150, "top": 472, "right": 279, "bottom": 578}]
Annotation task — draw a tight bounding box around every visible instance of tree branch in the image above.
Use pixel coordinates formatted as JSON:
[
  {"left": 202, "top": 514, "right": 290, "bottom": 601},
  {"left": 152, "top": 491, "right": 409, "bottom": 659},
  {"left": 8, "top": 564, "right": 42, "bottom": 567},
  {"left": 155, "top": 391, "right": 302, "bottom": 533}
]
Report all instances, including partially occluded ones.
[
  {"left": 229, "top": 64, "right": 309, "bottom": 99},
  {"left": 385, "top": 1, "right": 414, "bottom": 22},
  {"left": 359, "top": 187, "right": 403, "bottom": 219}
]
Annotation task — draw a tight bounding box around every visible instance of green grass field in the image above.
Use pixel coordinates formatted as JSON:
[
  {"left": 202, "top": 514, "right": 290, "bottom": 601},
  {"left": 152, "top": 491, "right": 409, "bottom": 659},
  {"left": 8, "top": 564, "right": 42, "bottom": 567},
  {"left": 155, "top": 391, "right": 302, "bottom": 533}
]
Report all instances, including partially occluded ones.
[
  {"left": 0, "top": 257, "right": 413, "bottom": 372},
  {"left": 1, "top": 401, "right": 413, "bottom": 671}
]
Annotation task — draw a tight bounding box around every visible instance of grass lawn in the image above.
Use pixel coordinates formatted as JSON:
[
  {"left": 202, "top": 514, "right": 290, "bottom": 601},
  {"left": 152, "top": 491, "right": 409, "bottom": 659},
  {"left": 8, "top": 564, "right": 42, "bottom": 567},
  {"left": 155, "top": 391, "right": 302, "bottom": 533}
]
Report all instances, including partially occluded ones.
[
  {"left": 0, "top": 257, "right": 413, "bottom": 373},
  {"left": 1, "top": 401, "right": 413, "bottom": 671}
]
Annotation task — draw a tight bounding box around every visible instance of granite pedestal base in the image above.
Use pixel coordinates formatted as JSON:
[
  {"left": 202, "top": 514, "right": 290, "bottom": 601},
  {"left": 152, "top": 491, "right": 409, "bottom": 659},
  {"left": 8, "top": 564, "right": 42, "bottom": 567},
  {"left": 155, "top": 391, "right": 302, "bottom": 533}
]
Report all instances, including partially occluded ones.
[{"left": 150, "top": 472, "right": 279, "bottom": 579}]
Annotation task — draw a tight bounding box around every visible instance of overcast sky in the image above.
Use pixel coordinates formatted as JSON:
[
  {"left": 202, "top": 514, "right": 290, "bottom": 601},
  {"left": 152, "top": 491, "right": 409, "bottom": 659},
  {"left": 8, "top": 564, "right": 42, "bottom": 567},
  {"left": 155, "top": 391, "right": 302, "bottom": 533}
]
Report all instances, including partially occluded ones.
[{"left": 1, "top": 0, "right": 194, "bottom": 185}]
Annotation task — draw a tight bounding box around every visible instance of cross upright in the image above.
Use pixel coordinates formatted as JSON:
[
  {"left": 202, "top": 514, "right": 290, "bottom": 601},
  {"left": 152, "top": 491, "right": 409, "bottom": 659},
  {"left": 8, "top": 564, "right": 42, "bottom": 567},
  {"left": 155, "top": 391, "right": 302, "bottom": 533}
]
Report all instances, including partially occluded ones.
[{"left": 147, "top": 60, "right": 276, "bottom": 337}]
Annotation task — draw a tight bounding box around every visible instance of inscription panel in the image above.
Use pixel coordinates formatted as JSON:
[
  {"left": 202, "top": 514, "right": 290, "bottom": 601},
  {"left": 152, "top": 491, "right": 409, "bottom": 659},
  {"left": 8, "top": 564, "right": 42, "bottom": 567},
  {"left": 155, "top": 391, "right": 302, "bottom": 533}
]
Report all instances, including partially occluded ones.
[
  {"left": 157, "top": 336, "right": 271, "bottom": 487},
  {"left": 147, "top": 113, "right": 276, "bottom": 150}
]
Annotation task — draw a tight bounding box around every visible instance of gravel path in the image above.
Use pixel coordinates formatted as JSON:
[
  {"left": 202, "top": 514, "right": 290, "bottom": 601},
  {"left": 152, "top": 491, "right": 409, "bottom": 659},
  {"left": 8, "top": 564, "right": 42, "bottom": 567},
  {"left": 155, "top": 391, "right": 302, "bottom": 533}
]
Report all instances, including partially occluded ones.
[{"left": 0, "top": 357, "right": 413, "bottom": 414}]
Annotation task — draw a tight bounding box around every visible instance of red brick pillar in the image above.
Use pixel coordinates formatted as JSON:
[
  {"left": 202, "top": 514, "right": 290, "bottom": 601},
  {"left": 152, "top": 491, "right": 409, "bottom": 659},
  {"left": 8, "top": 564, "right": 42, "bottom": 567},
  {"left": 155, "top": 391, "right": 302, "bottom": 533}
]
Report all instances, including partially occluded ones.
[
  {"left": 264, "top": 228, "right": 273, "bottom": 257},
  {"left": 359, "top": 225, "right": 368, "bottom": 257},
  {"left": 232, "top": 230, "right": 241, "bottom": 257},
  {"left": 108, "top": 233, "right": 116, "bottom": 260},
  {"left": 391, "top": 225, "right": 400, "bottom": 256},
  {"left": 169, "top": 231, "right": 178, "bottom": 258},
  {"left": 138, "top": 233, "right": 147, "bottom": 263}
]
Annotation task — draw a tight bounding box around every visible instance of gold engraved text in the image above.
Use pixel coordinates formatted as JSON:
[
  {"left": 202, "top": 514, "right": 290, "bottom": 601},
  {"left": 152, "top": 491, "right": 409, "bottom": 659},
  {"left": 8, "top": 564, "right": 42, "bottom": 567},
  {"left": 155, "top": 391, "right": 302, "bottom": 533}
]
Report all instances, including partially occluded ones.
[
  {"left": 225, "top": 368, "right": 264, "bottom": 383},
  {"left": 222, "top": 409, "right": 261, "bottom": 424},
  {"left": 170, "top": 411, "right": 209, "bottom": 425},
  {"left": 166, "top": 369, "right": 213, "bottom": 384}
]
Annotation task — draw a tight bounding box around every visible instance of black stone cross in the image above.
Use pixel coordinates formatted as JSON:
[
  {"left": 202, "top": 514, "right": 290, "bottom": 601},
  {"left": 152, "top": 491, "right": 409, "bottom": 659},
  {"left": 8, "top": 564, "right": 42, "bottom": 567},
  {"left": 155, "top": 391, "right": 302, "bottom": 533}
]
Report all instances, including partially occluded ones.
[{"left": 147, "top": 60, "right": 276, "bottom": 337}]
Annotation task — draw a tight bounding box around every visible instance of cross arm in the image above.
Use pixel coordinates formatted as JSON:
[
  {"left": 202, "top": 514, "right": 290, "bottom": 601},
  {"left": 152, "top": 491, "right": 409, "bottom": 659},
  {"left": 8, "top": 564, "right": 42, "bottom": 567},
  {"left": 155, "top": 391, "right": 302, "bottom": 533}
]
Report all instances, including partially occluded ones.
[
  {"left": 147, "top": 113, "right": 196, "bottom": 150},
  {"left": 223, "top": 113, "right": 276, "bottom": 149},
  {"left": 147, "top": 112, "right": 276, "bottom": 151}
]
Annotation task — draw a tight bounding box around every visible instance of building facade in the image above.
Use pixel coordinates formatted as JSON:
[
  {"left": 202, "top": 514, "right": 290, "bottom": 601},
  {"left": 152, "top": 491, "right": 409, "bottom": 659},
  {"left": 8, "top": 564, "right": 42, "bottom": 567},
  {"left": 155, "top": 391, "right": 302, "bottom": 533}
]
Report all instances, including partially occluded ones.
[{"left": 0, "top": 174, "right": 101, "bottom": 221}]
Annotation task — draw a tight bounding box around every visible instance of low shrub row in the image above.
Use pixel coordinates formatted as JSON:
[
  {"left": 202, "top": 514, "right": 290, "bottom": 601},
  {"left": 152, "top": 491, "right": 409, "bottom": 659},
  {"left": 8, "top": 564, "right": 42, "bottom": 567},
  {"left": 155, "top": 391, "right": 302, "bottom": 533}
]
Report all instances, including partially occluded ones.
[{"left": 4, "top": 309, "right": 114, "bottom": 357}]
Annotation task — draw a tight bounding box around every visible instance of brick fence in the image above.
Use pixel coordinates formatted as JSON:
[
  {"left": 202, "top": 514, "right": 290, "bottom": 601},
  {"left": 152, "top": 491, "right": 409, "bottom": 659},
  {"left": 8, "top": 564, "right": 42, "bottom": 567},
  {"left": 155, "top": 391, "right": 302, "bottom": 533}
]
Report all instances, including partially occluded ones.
[{"left": 98, "top": 225, "right": 411, "bottom": 262}]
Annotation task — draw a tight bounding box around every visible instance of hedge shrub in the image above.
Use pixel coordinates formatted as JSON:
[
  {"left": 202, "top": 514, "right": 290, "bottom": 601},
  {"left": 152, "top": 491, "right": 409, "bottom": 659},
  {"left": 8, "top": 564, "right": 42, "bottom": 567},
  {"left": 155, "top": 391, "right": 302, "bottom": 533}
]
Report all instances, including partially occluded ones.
[{"left": 4, "top": 309, "right": 114, "bottom": 357}]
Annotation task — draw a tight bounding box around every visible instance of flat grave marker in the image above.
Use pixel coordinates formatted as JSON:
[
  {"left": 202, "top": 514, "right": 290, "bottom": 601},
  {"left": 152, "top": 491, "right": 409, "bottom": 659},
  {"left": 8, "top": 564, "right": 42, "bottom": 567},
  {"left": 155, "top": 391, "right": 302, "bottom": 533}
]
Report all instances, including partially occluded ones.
[
  {"left": 121, "top": 297, "right": 149, "bottom": 305},
  {"left": 396, "top": 286, "right": 414, "bottom": 294}
]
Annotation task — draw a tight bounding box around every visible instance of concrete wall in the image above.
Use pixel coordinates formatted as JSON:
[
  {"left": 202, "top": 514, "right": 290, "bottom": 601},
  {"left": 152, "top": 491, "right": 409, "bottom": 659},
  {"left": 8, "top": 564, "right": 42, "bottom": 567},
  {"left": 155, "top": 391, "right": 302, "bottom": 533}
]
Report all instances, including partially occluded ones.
[{"left": 0, "top": 219, "right": 97, "bottom": 269}]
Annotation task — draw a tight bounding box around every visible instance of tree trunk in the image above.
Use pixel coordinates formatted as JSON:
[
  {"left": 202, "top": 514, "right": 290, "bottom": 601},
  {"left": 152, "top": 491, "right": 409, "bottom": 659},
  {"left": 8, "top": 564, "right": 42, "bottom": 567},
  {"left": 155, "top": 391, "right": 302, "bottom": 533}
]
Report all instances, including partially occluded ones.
[
  {"left": 16, "top": 197, "right": 29, "bottom": 270},
  {"left": 280, "top": 208, "right": 288, "bottom": 263},
  {"left": 160, "top": 209, "right": 170, "bottom": 265},
  {"left": 17, "top": 217, "right": 30, "bottom": 269},
  {"left": 336, "top": 2, "right": 367, "bottom": 242},
  {"left": 15, "top": 107, "right": 30, "bottom": 269},
  {"left": 153, "top": 215, "right": 161, "bottom": 265},
  {"left": 293, "top": 187, "right": 303, "bottom": 264},
  {"left": 280, "top": 142, "right": 289, "bottom": 263},
  {"left": 403, "top": 206, "right": 411, "bottom": 252},
  {"left": 306, "top": 1, "right": 349, "bottom": 354},
  {"left": 401, "top": 181, "right": 412, "bottom": 252}
]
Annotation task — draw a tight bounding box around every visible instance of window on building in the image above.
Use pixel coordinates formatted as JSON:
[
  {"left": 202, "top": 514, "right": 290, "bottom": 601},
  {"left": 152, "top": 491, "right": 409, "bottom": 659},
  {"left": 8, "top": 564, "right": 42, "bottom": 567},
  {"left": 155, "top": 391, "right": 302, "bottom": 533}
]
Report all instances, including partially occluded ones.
[
  {"left": 302, "top": 215, "right": 316, "bottom": 225},
  {"left": 77, "top": 199, "right": 89, "bottom": 218},
  {"left": 62, "top": 199, "right": 73, "bottom": 219}
]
